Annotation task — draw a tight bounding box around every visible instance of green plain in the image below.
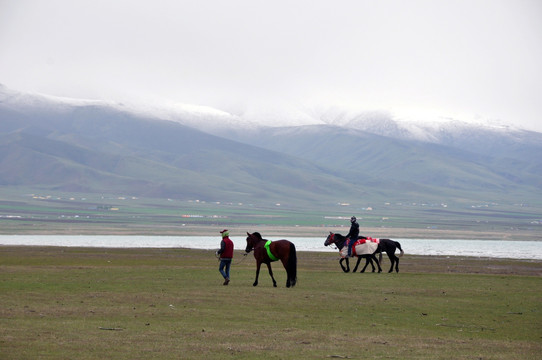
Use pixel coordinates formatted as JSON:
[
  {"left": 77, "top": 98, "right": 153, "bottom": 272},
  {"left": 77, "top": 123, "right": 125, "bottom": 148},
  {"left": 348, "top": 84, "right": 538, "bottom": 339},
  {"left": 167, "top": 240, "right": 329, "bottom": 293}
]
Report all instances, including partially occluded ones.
[
  {"left": 1, "top": 247, "right": 541, "bottom": 359},
  {"left": 1, "top": 188, "right": 541, "bottom": 240}
]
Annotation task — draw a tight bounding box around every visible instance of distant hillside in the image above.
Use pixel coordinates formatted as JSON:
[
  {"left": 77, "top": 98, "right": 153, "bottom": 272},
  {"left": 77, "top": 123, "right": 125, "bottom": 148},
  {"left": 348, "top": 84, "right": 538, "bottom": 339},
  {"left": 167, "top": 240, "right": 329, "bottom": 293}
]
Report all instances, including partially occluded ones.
[
  {"left": 227, "top": 124, "right": 542, "bottom": 192},
  {"left": 1, "top": 84, "right": 541, "bottom": 209},
  {"left": 0, "top": 88, "right": 368, "bottom": 206}
]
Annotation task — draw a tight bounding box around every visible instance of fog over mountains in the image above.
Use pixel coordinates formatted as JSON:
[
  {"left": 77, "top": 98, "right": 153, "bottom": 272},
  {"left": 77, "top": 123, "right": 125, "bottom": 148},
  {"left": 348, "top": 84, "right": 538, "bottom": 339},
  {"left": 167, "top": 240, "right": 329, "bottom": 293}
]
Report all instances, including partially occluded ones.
[{"left": 1, "top": 84, "right": 541, "bottom": 208}]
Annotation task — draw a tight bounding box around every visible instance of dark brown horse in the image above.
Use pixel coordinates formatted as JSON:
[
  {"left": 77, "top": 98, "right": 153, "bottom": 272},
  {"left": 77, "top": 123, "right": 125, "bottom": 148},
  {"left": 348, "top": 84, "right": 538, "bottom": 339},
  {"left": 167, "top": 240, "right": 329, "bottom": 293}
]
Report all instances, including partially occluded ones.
[
  {"left": 245, "top": 232, "right": 297, "bottom": 288},
  {"left": 325, "top": 232, "right": 404, "bottom": 273}
]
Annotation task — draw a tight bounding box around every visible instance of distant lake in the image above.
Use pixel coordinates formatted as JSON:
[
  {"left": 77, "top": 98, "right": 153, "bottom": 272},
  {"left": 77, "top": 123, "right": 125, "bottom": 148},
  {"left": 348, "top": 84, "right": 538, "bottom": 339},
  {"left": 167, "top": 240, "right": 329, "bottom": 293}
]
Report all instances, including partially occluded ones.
[{"left": 1, "top": 235, "right": 541, "bottom": 260}]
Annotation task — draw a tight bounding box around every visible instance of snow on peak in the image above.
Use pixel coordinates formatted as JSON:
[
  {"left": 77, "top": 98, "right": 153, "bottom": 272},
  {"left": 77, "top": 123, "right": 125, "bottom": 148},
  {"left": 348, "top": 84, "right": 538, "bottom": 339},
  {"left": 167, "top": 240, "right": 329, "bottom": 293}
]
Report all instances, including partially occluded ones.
[
  {"left": 0, "top": 84, "right": 122, "bottom": 114},
  {"left": 305, "top": 105, "right": 523, "bottom": 143},
  {"left": 238, "top": 104, "right": 324, "bottom": 127},
  {"left": 0, "top": 84, "right": 528, "bottom": 139}
]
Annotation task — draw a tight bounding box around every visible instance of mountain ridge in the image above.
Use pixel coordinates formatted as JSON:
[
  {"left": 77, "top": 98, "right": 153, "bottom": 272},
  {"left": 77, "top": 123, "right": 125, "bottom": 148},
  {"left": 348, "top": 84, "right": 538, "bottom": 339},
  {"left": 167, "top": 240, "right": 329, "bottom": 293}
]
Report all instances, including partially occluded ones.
[
  {"left": 1, "top": 84, "right": 541, "bottom": 208},
  {"left": 3, "top": 83, "right": 539, "bottom": 139}
]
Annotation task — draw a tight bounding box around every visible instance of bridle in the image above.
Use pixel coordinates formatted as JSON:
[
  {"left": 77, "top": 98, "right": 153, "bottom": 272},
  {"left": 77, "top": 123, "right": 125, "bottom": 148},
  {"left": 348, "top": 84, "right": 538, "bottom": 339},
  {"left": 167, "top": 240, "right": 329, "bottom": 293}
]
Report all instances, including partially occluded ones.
[
  {"left": 245, "top": 234, "right": 265, "bottom": 253},
  {"left": 325, "top": 233, "right": 339, "bottom": 249},
  {"left": 242, "top": 234, "right": 262, "bottom": 258},
  {"left": 244, "top": 236, "right": 256, "bottom": 254},
  {"left": 326, "top": 232, "right": 348, "bottom": 250}
]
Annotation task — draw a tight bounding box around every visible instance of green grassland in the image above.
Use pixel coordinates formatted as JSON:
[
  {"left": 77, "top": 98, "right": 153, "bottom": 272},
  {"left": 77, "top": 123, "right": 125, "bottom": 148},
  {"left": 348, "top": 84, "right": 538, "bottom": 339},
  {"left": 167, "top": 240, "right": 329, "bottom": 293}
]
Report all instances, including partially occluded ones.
[
  {"left": 1, "top": 188, "right": 541, "bottom": 240},
  {"left": 1, "top": 247, "right": 541, "bottom": 359}
]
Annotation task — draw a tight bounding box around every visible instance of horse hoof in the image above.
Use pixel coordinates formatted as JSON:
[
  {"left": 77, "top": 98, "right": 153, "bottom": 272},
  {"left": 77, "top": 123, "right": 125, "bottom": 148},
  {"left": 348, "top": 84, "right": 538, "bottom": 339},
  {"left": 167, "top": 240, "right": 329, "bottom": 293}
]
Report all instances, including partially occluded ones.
[{"left": 253, "top": 283, "right": 258, "bottom": 287}]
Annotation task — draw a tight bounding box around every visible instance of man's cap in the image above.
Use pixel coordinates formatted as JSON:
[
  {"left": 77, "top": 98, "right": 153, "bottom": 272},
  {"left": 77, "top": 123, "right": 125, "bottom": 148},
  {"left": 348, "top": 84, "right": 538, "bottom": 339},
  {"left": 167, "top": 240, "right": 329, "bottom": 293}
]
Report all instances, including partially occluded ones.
[{"left": 220, "top": 229, "right": 228, "bottom": 234}]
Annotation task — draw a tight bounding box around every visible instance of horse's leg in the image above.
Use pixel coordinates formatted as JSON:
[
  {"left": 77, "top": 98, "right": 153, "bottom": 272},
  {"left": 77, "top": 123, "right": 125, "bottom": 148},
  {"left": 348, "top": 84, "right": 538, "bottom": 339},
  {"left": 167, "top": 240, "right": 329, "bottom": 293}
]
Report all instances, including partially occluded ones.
[
  {"left": 265, "top": 262, "right": 277, "bottom": 287},
  {"left": 280, "top": 256, "right": 291, "bottom": 288},
  {"left": 387, "top": 251, "right": 395, "bottom": 273},
  {"left": 352, "top": 256, "right": 363, "bottom": 272},
  {"left": 344, "top": 258, "right": 351, "bottom": 273},
  {"left": 389, "top": 250, "right": 399, "bottom": 273},
  {"left": 339, "top": 258, "right": 349, "bottom": 273},
  {"left": 389, "top": 243, "right": 400, "bottom": 273},
  {"left": 253, "top": 261, "right": 261, "bottom": 286},
  {"left": 359, "top": 257, "right": 369, "bottom": 273},
  {"left": 369, "top": 257, "right": 376, "bottom": 273},
  {"left": 371, "top": 254, "right": 382, "bottom": 273}
]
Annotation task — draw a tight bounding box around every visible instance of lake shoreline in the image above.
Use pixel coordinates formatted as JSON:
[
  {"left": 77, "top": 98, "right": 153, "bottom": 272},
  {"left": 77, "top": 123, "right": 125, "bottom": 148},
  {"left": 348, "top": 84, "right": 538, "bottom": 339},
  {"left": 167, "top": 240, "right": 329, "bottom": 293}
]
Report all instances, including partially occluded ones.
[
  {"left": 2, "top": 235, "right": 542, "bottom": 260},
  {"left": 2, "top": 224, "right": 541, "bottom": 241}
]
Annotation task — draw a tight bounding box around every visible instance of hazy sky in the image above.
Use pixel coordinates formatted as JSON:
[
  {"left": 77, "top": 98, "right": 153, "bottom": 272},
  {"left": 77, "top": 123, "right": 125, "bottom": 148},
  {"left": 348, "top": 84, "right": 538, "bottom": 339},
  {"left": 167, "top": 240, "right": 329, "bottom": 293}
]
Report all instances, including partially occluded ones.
[{"left": 1, "top": 0, "right": 541, "bottom": 130}]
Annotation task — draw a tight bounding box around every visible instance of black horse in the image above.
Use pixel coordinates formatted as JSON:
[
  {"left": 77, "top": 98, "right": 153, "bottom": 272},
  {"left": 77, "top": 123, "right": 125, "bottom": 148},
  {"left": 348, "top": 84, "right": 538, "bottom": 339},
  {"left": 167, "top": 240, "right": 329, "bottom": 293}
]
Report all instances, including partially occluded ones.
[
  {"left": 324, "top": 232, "right": 382, "bottom": 273},
  {"left": 325, "top": 232, "right": 404, "bottom": 273},
  {"left": 378, "top": 238, "right": 404, "bottom": 273}
]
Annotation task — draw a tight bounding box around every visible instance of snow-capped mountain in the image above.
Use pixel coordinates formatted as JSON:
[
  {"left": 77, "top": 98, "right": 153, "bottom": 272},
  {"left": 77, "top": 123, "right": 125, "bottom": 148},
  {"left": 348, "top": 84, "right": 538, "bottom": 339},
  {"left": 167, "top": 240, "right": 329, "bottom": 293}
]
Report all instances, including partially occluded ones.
[
  {"left": 0, "top": 83, "right": 251, "bottom": 132},
  {"left": 1, "top": 84, "right": 541, "bottom": 207},
  {"left": 0, "top": 83, "right": 114, "bottom": 113},
  {"left": 1, "top": 83, "right": 536, "bottom": 142},
  {"left": 3, "top": 82, "right": 541, "bottom": 166}
]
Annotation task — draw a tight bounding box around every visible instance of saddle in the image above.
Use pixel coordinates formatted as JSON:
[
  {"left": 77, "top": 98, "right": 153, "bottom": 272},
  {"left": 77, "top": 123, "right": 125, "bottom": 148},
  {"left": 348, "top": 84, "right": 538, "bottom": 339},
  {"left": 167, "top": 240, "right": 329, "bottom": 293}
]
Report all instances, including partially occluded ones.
[{"left": 340, "top": 237, "right": 379, "bottom": 258}]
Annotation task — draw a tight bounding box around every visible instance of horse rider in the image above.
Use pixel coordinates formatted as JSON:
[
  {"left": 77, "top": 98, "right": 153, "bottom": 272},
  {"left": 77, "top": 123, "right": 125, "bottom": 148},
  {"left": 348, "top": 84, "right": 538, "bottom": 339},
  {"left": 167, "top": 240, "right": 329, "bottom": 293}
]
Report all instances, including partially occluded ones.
[
  {"left": 216, "top": 229, "right": 234, "bottom": 285},
  {"left": 346, "top": 216, "right": 359, "bottom": 257}
]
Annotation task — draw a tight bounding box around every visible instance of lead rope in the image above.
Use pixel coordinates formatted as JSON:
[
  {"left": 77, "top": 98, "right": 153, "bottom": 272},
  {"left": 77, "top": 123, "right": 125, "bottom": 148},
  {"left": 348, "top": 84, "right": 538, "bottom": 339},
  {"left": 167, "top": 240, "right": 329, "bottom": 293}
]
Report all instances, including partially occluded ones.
[
  {"left": 231, "top": 252, "right": 250, "bottom": 265},
  {"left": 215, "top": 250, "right": 250, "bottom": 265}
]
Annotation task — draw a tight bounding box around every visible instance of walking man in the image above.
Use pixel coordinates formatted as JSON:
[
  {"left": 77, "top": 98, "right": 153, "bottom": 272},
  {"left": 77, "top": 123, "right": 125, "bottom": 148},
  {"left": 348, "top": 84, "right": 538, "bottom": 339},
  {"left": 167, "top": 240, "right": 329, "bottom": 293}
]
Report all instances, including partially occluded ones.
[{"left": 216, "top": 229, "right": 234, "bottom": 285}]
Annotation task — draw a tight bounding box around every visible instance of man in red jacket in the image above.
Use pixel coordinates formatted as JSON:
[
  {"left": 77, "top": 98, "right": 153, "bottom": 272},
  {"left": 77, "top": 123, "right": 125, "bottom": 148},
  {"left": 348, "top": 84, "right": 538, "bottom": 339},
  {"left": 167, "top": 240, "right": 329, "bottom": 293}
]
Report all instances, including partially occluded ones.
[{"left": 216, "top": 229, "right": 234, "bottom": 285}]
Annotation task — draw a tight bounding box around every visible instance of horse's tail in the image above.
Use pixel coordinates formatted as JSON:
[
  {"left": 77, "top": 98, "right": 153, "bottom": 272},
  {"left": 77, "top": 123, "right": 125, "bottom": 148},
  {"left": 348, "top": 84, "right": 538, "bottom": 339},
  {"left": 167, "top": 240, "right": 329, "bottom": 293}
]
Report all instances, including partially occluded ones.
[
  {"left": 395, "top": 241, "right": 404, "bottom": 257},
  {"left": 287, "top": 242, "right": 297, "bottom": 287},
  {"left": 379, "top": 250, "right": 383, "bottom": 263}
]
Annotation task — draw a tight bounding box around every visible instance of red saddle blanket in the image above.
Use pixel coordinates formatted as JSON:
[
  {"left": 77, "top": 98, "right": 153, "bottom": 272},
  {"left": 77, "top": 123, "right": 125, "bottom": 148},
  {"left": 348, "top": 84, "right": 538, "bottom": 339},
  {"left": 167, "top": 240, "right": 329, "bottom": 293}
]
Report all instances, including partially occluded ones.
[
  {"left": 355, "top": 237, "right": 380, "bottom": 245},
  {"left": 340, "top": 237, "right": 380, "bottom": 258}
]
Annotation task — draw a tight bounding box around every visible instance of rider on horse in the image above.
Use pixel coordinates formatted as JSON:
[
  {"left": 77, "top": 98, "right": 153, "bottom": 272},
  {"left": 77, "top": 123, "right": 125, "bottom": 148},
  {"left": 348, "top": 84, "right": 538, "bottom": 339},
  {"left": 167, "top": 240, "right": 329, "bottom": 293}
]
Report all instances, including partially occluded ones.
[{"left": 346, "top": 216, "right": 359, "bottom": 257}]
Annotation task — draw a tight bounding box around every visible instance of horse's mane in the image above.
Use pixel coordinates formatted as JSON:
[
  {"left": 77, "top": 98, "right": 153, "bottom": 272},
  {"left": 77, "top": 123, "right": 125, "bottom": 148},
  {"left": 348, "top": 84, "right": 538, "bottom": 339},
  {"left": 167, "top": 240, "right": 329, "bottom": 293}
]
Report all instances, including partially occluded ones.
[
  {"left": 331, "top": 233, "right": 347, "bottom": 246},
  {"left": 331, "top": 233, "right": 346, "bottom": 240},
  {"left": 251, "top": 232, "right": 263, "bottom": 240}
]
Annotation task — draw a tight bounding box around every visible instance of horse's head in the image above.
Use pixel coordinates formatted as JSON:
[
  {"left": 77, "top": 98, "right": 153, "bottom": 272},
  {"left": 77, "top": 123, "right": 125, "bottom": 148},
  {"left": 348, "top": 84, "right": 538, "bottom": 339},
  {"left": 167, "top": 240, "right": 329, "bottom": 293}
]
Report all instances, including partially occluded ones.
[
  {"left": 324, "top": 232, "right": 336, "bottom": 246},
  {"left": 245, "top": 232, "right": 262, "bottom": 253}
]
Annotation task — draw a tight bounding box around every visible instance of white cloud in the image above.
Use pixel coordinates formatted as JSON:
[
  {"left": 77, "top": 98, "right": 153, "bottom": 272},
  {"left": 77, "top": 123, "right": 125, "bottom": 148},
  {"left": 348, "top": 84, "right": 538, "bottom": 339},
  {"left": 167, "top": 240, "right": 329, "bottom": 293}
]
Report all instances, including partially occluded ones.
[{"left": 1, "top": 0, "right": 541, "bottom": 131}]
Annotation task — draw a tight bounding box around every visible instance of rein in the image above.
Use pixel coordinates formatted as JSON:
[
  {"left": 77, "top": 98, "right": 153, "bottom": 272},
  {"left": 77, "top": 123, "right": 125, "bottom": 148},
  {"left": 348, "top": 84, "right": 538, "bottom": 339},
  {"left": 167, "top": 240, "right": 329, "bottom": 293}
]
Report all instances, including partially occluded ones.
[{"left": 232, "top": 253, "right": 249, "bottom": 265}]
